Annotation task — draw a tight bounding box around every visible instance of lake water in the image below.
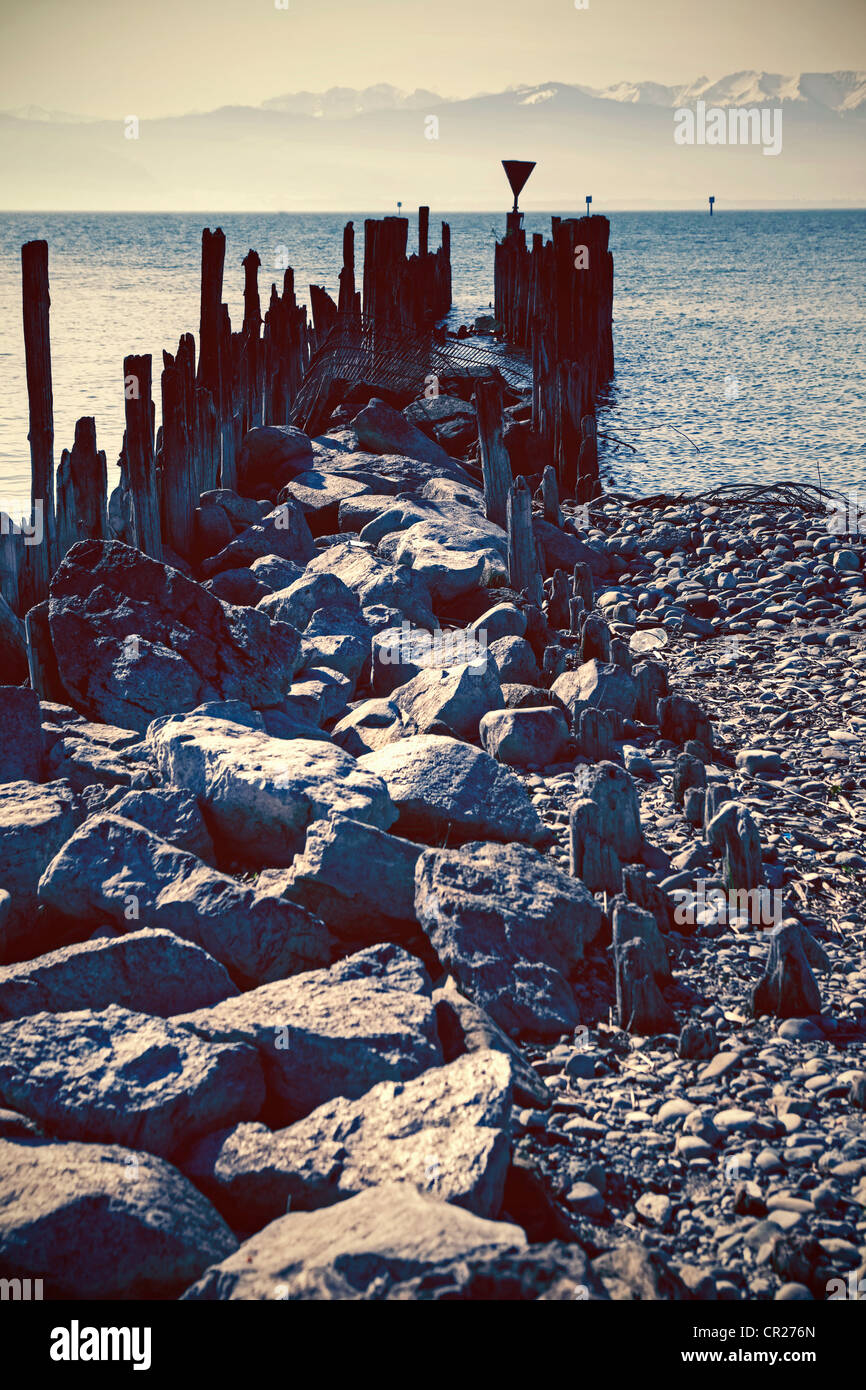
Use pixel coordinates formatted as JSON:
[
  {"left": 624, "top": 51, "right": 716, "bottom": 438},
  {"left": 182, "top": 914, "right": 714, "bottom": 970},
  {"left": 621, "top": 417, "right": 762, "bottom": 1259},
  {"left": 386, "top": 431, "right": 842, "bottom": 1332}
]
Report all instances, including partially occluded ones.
[{"left": 0, "top": 209, "right": 863, "bottom": 511}]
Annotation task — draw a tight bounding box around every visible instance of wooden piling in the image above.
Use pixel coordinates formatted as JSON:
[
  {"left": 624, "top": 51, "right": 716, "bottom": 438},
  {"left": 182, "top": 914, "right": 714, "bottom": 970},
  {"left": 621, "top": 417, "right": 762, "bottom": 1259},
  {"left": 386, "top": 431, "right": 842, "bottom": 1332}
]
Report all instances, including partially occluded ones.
[
  {"left": 20, "top": 240, "right": 56, "bottom": 605},
  {"left": 507, "top": 476, "right": 543, "bottom": 605},
  {"left": 55, "top": 416, "right": 107, "bottom": 563},
  {"left": 473, "top": 378, "right": 511, "bottom": 529},
  {"left": 123, "top": 354, "right": 162, "bottom": 560}
]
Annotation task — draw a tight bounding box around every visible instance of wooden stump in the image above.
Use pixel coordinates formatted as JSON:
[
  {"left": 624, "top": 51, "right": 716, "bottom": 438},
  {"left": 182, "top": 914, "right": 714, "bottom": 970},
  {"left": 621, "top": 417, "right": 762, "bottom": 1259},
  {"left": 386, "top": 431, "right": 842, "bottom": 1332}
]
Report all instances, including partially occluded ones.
[{"left": 474, "top": 378, "right": 511, "bottom": 529}]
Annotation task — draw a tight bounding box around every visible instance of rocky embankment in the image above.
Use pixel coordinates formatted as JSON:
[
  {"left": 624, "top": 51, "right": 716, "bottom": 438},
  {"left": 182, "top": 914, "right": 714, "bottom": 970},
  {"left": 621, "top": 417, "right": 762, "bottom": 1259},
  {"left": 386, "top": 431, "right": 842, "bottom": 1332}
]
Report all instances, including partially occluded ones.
[{"left": 0, "top": 394, "right": 864, "bottom": 1302}]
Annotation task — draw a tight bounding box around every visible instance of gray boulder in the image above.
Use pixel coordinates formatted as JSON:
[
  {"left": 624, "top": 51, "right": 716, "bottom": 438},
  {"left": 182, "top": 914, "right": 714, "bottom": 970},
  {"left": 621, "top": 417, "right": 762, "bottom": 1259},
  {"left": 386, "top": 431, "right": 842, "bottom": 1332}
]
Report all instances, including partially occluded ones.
[
  {"left": 175, "top": 944, "right": 442, "bottom": 1124},
  {"left": 183, "top": 1050, "right": 513, "bottom": 1231},
  {"left": 0, "top": 928, "right": 237, "bottom": 1021},
  {"left": 357, "top": 735, "right": 549, "bottom": 847},
  {"left": 350, "top": 399, "right": 474, "bottom": 479},
  {"left": 257, "top": 571, "right": 358, "bottom": 631},
  {"left": 0, "top": 779, "right": 79, "bottom": 961},
  {"left": 200, "top": 500, "right": 315, "bottom": 578},
  {"left": 415, "top": 842, "right": 603, "bottom": 1039},
  {"left": 433, "top": 977, "right": 553, "bottom": 1110},
  {"left": 390, "top": 661, "right": 503, "bottom": 741},
  {"left": 552, "top": 660, "right": 638, "bottom": 721},
  {"left": 237, "top": 425, "right": 315, "bottom": 491},
  {"left": 479, "top": 706, "right": 570, "bottom": 769},
  {"left": 0, "top": 1005, "right": 265, "bottom": 1157},
  {"left": 182, "top": 1181, "right": 525, "bottom": 1300},
  {"left": 0, "top": 1137, "right": 237, "bottom": 1299},
  {"left": 102, "top": 786, "right": 215, "bottom": 861},
  {"left": 283, "top": 815, "right": 421, "bottom": 944},
  {"left": 489, "top": 636, "right": 540, "bottom": 686},
  {"left": 303, "top": 541, "right": 434, "bottom": 628},
  {"left": 332, "top": 698, "right": 408, "bottom": 755},
  {"left": 147, "top": 713, "right": 396, "bottom": 865},
  {"left": 48, "top": 540, "right": 302, "bottom": 733},
  {"left": 385, "top": 518, "right": 507, "bottom": 602},
  {"left": 38, "top": 815, "right": 332, "bottom": 988}
]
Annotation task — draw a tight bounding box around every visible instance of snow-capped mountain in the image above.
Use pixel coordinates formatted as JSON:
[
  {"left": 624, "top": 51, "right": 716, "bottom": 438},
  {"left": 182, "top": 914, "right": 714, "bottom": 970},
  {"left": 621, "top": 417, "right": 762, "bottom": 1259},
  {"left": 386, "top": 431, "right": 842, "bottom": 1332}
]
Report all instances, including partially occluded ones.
[{"left": 1, "top": 73, "right": 863, "bottom": 210}]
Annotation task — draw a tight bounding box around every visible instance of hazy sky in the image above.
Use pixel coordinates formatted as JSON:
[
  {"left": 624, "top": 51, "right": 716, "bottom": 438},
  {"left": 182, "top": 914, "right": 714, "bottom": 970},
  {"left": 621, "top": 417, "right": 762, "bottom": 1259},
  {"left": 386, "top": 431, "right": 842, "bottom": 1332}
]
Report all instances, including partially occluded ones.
[{"left": 1, "top": 0, "right": 864, "bottom": 117}]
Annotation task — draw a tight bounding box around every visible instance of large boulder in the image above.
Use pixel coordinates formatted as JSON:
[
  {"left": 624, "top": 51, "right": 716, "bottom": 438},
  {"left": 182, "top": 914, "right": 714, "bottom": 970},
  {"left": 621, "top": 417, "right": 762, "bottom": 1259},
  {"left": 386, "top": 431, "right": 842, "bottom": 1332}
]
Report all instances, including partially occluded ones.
[
  {"left": 0, "top": 779, "right": 79, "bottom": 961},
  {"left": 101, "top": 786, "right": 215, "bottom": 861},
  {"left": 433, "top": 977, "right": 553, "bottom": 1110},
  {"left": 302, "top": 541, "right": 435, "bottom": 629},
  {"left": 175, "top": 944, "right": 442, "bottom": 1125},
  {"left": 390, "top": 661, "right": 503, "bottom": 741},
  {"left": 350, "top": 399, "right": 474, "bottom": 480},
  {"left": 237, "top": 425, "right": 315, "bottom": 492},
  {"left": 0, "top": 928, "right": 237, "bottom": 1021},
  {"left": 415, "top": 842, "right": 603, "bottom": 1039},
  {"left": 48, "top": 541, "right": 302, "bottom": 733},
  {"left": 479, "top": 706, "right": 570, "bottom": 769},
  {"left": 0, "top": 1138, "right": 237, "bottom": 1299},
  {"left": 384, "top": 519, "right": 508, "bottom": 602},
  {"left": 182, "top": 1182, "right": 526, "bottom": 1300},
  {"left": 0, "top": 1005, "right": 265, "bottom": 1157},
  {"left": 357, "top": 736, "right": 549, "bottom": 847},
  {"left": 183, "top": 1050, "right": 513, "bottom": 1231},
  {"left": 552, "top": 660, "right": 638, "bottom": 722},
  {"left": 199, "top": 500, "right": 316, "bottom": 577},
  {"left": 283, "top": 815, "right": 422, "bottom": 944},
  {"left": 147, "top": 714, "right": 397, "bottom": 866},
  {"left": 38, "top": 814, "right": 332, "bottom": 988},
  {"left": 256, "top": 572, "right": 358, "bottom": 632}
]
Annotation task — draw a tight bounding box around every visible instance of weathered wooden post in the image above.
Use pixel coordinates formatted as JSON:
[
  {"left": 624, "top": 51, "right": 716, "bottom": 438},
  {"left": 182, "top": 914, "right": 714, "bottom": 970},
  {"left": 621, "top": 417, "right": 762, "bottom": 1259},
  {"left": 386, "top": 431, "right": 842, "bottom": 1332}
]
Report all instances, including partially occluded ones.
[
  {"left": 418, "top": 205, "right": 429, "bottom": 258},
  {"left": 338, "top": 221, "right": 357, "bottom": 316},
  {"left": 55, "top": 416, "right": 107, "bottom": 563},
  {"left": 20, "top": 240, "right": 56, "bottom": 604},
  {"left": 541, "top": 464, "right": 560, "bottom": 526},
  {"left": 473, "top": 378, "right": 511, "bottom": 529},
  {"left": 123, "top": 354, "right": 162, "bottom": 560},
  {"left": 709, "top": 195, "right": 715, "bottom": 217},
  {"left": 507, "top": 475, "right": 543, "bottom": 604}
]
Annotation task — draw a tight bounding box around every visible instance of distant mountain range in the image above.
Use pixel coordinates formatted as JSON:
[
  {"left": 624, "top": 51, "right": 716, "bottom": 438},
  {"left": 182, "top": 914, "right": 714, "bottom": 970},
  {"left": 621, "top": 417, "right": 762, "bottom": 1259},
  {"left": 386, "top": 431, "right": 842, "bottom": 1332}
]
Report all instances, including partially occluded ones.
[{"left": 1, "top": 73, "right": 863, "bottom": 210}]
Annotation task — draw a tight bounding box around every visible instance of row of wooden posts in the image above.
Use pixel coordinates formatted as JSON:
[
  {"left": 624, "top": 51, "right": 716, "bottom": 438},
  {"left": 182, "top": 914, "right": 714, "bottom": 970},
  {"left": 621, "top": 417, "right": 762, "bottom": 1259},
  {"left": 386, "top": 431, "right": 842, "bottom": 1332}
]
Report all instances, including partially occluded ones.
[
  {"left": 2, "top": 209, "right": 453, "bottom": 623},
  {"left": 495, "top": 211, "right": 614, "bottom": 500}
]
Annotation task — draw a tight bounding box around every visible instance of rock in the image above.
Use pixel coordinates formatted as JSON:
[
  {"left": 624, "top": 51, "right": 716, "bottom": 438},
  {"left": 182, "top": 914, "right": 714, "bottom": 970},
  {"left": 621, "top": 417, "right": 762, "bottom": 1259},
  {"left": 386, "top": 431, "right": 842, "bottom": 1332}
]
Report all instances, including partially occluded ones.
[
  {"left": 256, "top": 571, "right": 358, "bottom": 632},
  {"left": 332, "top": 698, "right": 408, "bottom": 755},
  {"left": 303, "top": 541, "right": 435, "bottom": 628},
  {"left": 0, "top": 928, "right": 237, "bottom": 1021},
  {"left": 615, "top": 938, "right": 674, "bottom": 1035},
  {"left": 350, "top": 399, "right": 473, "bottom": 479},
  {"left": 592, "top": 1243, "right": 687, "bottom": 1300},
  {"left": 357, "top": 736, "right": 548, "bottom": 848},
  {"left": 405, "top": 394, "right": 479, "bottom": 456},
  {"left": 479, "top": 706, "right": 570, "bottom": 769},
  {"left": 49, "top": 540, "right": 302, "bottom": 733},
  {"left": 279, "top": 470, "right": 371, "bottom": 536},
  {"left": 751, "top": 922, "right": 822, "bottom": 1020},
  {"left": 0, "top": 1005, "right": 265, "bottom": 1157},
  {"left": 0, "top": 688, "right": 42, "bottom": 784},
  {"left": 736, "top": 749, "right": 785, "bottom": 778},
  {"left": 415, "top": 841, "right": 603, "bottom": 1039},
  {"left": 433, "top": 976, "right": 553, "bottom": 1110},
  {"left": 385, "top": 518, "right": 508, "bottom": 602},
  {"left": 237, "top": 425, "right": 315, "bottom": 491},
  {"left": 249, "top": 554, "right": 304, "bottom": 590},
  {"left": 43, "top": 719, "right": 155, "bottom": 793},
  {"left": 175, "top": 944, "right": 442, "bottom": 1124},
  {"left": 204, "top": 568, "right": 271, "bottom": 607},
  {"left": 147, "top": 713, "right": 396, "bottom": 866},
  {"left": 469, "top": 602, "right": 527, "bottom": 644},
  {"left": 390, "top": 661, "right": 503, "bottom": 741},
  {"left": 489, "top": 636, "right": 540, "bottom": 686},
  {"left": 181, "top": 1181, "right": 525, "bottom": 1300},
  {"left": 387, "top": 1240, "right": 608, "bottom": 1300},
  {"left": 0, "top": 1137, "right": 237, "bottom": 1298},
  {"left": 184, "top": 1050, "right": 513, "bottom": 1230},
  {"left": 283, "top": 815, "right": 421, "bottom": 944},
  {"left": 370, "top": 624, "right": 454, "bottom": 696},
  {"left": 0, "top": 779, "right": 79, "bottom": 961},
  {"left": 635, "top": 1193, "right": 673, "bottom": 1229},
  {"left": 200, "top": 501, "right": 316, "bottom": 578},
  {"left": 553, "top": 661, "right": 637, "bottom": 721},
  {"left": 567, "top": 1182, "right": 606, "bottom": 1218},
  {"left": 38, "top": 814, "right": 332, "bottom": 988},
  {"left": 102, "top": 786, "right": 215, "bottom": 861}
]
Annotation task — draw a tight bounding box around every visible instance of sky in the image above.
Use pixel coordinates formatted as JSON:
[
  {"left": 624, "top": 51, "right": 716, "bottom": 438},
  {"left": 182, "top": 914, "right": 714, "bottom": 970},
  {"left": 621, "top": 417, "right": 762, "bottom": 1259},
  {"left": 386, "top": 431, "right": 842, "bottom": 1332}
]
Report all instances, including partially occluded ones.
[{"left": 1, "top": 0, "right": 865, "bottom": 118}]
